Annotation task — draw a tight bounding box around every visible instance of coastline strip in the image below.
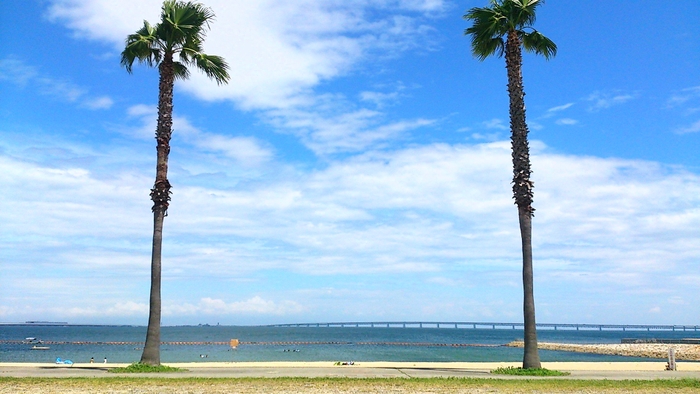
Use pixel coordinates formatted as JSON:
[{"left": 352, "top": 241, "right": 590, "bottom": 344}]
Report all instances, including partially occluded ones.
[{"left": 507, "top": 341, "right": 700, "bottom": 361}]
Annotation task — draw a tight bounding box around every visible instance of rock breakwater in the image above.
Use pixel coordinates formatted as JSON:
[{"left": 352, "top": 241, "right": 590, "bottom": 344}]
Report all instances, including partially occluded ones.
[{"left": 506, "top": 341, "right": 700, "bottom": 361}]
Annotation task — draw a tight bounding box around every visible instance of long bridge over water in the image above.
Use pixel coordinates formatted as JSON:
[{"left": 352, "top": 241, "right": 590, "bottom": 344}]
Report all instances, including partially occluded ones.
[{"left": 269, "top": 321, "right": 700, "bottom": 332}]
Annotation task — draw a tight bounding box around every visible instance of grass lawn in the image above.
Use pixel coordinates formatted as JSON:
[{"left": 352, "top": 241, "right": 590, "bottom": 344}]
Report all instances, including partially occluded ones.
[{"left": 1, "top": 377, "right": 699, "bottom": 393}]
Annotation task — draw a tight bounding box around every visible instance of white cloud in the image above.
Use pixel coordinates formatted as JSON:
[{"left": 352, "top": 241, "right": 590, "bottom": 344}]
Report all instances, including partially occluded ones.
[
  {"left": 586, "top": 91, "right": 636, "bottom": 111},
  {"left": 82, "top": 95, "right": 114, "bottom": 110},
  {"left": 125, "top": 105, "right": 273, "bottom": 165},
  {"left": 166, "top": 297, "right": 303, "bottom": 316},
  {"left": 675, "top": 119, "right": 700, "bottom": 134},
  {"left": 481, "top": 118, "right": 508, "bottom": 130},
  {"left": 360, "top": 90, "right": 401, "bottom": 108},
  {"left": 547, "top": 103, "right": 574, "bottom": 113},
  {"left": 0, "top": 56, "right": 38, "bottom": 85},
  {"left": 268, "top": 104, "right": 435, "bottom": 155},
  {"left": 105, "top": 301, "right": 149, "bottom": 316},
  {"left": 47, "top": 0, "right": 444, "bottom": 110},
  {"left": 555, "top": 118, "right": 578, "bottom": 126},
  {"left": 45, "top": 1, "right": 446, "bottom": 156},
  {"left": 2, "top": 137, "right": 700, "bottom": 322},
  {"left": 10, "top": 139, "right": 700, "bottom": 276},
  {"left": 528, "top": 121, "right": 543, "bottom": 130},
  {"left": 470, "top": 132, "right": 499, "bottom": 141},
  {"left": 0, "top": 56, "right": 113, "bottom": 110},
  {"left": 667, "top": 86, "right": 700, "bottom": 108},
  {"left": 173, "top": 116, "right": 274, "bottom": 166}
]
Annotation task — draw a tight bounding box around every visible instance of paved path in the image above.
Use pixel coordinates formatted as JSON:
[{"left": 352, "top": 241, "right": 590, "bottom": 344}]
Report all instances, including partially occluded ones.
[{"left": 2, "top": 362, "right": 700, "bottom": 380}]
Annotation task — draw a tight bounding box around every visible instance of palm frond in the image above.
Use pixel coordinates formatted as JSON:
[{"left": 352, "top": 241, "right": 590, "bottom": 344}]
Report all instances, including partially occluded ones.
[
  {"left": 158, "top": 0, "right": 214, "bottom": 50},
  {"left": 121, "top": 20, "right": 160, "bottom": 73},
  {"left": 172, "top": 61, "right": 191, "bottom": 80},
  {"left": 122, "top": 0, "right": 228, "bottom": 86},
  {"left": 507, "top": 0, "right": 540, "bottom": 29},
  {"left": 194, "top": 54, "right": 230, "bottom": 85},
  {"left": 521, "top": 30, "right": 557, "bottom": 59},
  {"left": 464, "top": 6, "right": 508, "bottom": 60},
  {"left": 178, "top": 35, "right": 204, "bottom": 64},
  {"left": 464, "top": 0, "right": 553, "bottom": 61}
]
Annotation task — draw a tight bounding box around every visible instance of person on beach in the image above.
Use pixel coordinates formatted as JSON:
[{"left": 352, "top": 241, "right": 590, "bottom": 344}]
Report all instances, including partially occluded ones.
[
  {"left": 90, "top": 357, "right": 94, "bottom": 363},
  {"left": 104, "top": 357, "right": 107, "bottom": 363}
]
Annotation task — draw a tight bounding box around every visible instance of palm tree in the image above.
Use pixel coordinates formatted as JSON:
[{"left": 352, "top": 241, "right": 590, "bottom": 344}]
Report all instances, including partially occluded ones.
[
  {"left": 120, "top": 0, "right": 229, "bottom": 366},
  {"left": 464, "top": 0, "right": 556, "bottom": 369}
]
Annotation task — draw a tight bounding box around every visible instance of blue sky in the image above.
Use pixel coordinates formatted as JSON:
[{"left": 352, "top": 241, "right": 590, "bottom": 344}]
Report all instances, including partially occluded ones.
[{"left": 1, "top": 0, "right": 699, "bottom": 326}]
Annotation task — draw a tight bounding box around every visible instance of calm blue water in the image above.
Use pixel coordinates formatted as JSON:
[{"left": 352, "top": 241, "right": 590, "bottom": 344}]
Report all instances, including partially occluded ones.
[{"left": 1, "top": 325, "right": 698, "bottom": 363}]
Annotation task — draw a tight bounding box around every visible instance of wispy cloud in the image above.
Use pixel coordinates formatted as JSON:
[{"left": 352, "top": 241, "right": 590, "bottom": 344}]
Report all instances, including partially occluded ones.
[
  {"left": 0, "top": 56, "right": 37, "bottom": 85},
  {"left": 126, "top": 105, "right": 273, "bottom": 166},
  {"left": 45, "top": 0, "right": 448, "bottom": 157},
  {"left": 675, "top": 119, "right": 700, "bottom": 134},
  {"left": 167, "top": 297, "right": 304, "bottom": 316},
  {"left": 3, "top": 140, "right": 699, "bottom": 322},
  {"left": 0, "top": 56, "right": 113, "bottom": 110},
  {"left": 360, "top": 88, "right": 402, "bottom": 108},
  {"left": 47, "top": 0, "right": 445, "bottom": 110},
  {"left": 667, "top": 86, "right": 700, "bottom": 108},
  {"left": 481, "top": 118, "right": 508, "bottom": 130},
  {"left": 267, "top": 101, "right": 435, "bottom": 155},
  {"left": 547, "top": 103, "right": 575, "bottom": 113},
  {"left": 470, "top": 132, "right": 500, "bottom": 141},
  {"left": 556, "top": 118, "right": 578, "bottom": 126},
  {"left": 82, "top": 95, "right": 114, "bottom": 110},
  {"left": 586, "top": 91, "right": 636, "bottom": 111}
]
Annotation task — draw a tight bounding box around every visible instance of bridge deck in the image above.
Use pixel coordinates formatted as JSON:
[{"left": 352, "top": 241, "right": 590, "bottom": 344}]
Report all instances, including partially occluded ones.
[{"left": 268, "top": 322, "right": 700, "bottom": 331}]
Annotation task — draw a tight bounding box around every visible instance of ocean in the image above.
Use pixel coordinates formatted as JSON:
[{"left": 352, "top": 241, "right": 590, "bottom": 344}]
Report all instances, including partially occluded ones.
[{"left": 1, "top": 325, "right": 698, "bottom": 364}]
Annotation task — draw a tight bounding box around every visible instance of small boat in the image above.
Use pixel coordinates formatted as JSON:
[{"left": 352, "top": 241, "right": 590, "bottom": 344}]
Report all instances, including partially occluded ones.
[{"left": 31, "top": 345, "right": 50, "bottom": 350}]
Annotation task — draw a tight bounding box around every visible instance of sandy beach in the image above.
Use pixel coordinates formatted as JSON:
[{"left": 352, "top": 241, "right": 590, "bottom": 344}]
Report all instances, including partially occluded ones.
[{"left": 2, "top": 360, "right": 700, "bottom": 376}]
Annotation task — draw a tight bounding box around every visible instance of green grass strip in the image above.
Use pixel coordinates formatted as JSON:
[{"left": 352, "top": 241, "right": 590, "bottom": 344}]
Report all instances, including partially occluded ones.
[
  {"left": 107, "top": 362, "right": 185, "bottom": 373},
  {"left": 491, "top": 366, "right": 571, "bottom": 376},
  {"left": 1, "top": 376, "right": 700, "bottom": 391}
]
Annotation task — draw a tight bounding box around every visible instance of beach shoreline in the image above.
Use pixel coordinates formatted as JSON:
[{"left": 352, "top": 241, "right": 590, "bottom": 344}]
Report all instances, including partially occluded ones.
[
  {"left": 2, "top": 360, "right": 700, "bottom": 368},
  {"left": 2, "top": 360, "right": 700, "bottom": 372},
  {"left": 3, "top": 342, "right": 700, "bottom": 379}
]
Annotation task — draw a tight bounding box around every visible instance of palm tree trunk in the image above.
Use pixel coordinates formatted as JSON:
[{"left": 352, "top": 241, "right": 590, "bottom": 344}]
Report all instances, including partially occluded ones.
[
  {"left": 140, "top": 53, "right": 175, "bottom": 366},
  {"left": 519, "top": 207, "right": 540, "bottom": 368},
  {"left": 505, "top": 29, "right": 541, "bottom": 369},
  {"left": 141, "top": 210, "right": 164, "bottom": 365}
]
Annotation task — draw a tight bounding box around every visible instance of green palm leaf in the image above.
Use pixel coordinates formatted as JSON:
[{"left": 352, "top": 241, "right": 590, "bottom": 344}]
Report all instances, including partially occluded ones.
[
  {"left": 194, "top": 54, "right": 230, "bottom": 85},
  {"left": 464, "top": 0, "right": 554, "bottom": 61},
  {"left": 120, "top": 0, "right": 229, "bottom": 83}
]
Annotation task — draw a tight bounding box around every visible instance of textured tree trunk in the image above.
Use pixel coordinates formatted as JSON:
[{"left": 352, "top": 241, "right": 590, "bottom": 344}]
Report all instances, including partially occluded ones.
[
  {"left": 140, "top": 53, "right": 174, "bottom": 366},
  {"left": 505, "top": 29, "right": 541, "bottom": 369},
  {"left": 141, "top": 209, "right": 164, "bottom": 365},
  {"left": 519, "top": 207, "right": 540, "bottom": 368}
]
